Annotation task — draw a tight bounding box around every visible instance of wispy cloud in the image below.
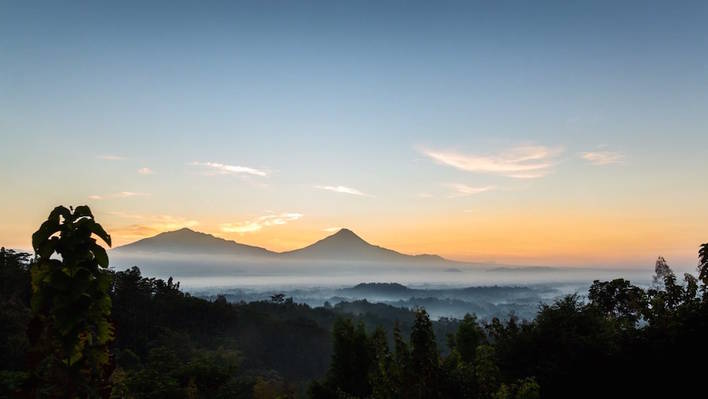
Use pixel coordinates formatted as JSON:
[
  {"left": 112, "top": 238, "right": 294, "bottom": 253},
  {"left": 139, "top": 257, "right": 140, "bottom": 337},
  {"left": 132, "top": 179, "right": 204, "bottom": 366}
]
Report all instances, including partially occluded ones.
[
  {"left": 97, "top": 155, "right": 126, "bottom": 161},
  {"left": 88, "top": 192, "right": 151, "bottom": 200},
  {"left": 580, "top": 150, "right": 625, "bottom": 166},
  {"left": 323, "top": 227, "right": 341, "bottom": 232},
  {"left": 220, "top": 212, "right": 303, "bottom": 234},
  {"left": 137, "top": 167, "right": 154, "bottom": 175},
  {"left": 110, "top": 212, "right": 197, "bottom": 226},
  {"left": 190, "top": 161, "right": 268, "bottom": 177},
  {"left": 117, "top": 191, "right": 150, "bottom": 198},
  {"left": 446, "top": 184, "right": 496, "bottom": 198},
  {"left": 315, "top": 185, "right": 372, "bottom": 197},
  {"left": 421, "top": 145, "right": 563, "bottom": 178}
]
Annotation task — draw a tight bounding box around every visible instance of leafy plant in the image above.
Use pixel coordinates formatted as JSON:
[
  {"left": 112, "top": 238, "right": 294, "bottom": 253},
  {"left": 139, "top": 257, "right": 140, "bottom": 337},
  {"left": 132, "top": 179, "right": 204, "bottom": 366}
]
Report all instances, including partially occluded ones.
[{"left": 28, "top": 205, "right": 114, "bottom": 397}]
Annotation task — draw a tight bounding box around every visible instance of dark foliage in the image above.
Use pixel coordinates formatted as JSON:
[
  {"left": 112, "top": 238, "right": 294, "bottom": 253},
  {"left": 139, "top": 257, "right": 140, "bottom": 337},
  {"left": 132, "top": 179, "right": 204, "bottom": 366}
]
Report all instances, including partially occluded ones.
[
  {"left": 312, "top": 250, "right": 708, "bottom": 398},
  {"left": 0, "top": 250, "right": 455, "bottom": 397},
  {"left": 28, "top": 206, "right": 115, "bottom": 398}
]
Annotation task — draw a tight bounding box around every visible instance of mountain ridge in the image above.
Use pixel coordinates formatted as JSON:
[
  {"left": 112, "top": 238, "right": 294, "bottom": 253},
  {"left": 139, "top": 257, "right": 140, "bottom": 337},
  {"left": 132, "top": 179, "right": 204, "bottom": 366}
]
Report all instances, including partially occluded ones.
[
  {"left": 113, "top": 227, "right": 276, "bottom": 257},
  {"left": 279, "top": 228, "right": 446, "bottom": 263},
  {"left": 114, "top": 227, "right": 450, "bottom": 264}
]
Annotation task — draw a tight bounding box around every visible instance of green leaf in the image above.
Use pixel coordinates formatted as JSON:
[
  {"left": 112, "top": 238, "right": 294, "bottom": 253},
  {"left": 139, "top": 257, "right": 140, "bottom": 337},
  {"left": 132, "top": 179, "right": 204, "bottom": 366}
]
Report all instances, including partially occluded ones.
[
  {"left": 47, "top": 206, "right": 71, "bottom": 224},
  {"left": 36, "top": 236, "right": 59, "bottom": 259},
  {"left": 32, "top": 220, "right": 60, "bottom": 252},
  {"left": 92, "top": 244, "right": 109, "bottom": 268},
  {"left": 89, "top": 220, "right": 112, "bottom": 247},
  {"left": 72, "top": 205, "right": 93, "bottom": 219}
]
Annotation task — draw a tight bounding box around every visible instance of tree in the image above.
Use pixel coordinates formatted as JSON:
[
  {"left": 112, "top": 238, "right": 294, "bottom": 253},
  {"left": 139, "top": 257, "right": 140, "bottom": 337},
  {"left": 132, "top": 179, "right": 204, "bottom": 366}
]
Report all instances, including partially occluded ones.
[
  {"left": 455, "top": 313, "right": 485, "bottom": 363},
  {"left": 475, "top": 345, "right": 500, "bottom": 399},
  {"left": 325, "top": 318, "right": 373, "bottom": 397},
  {"left": 28, "top": 205, "right": 114, "bottom": 397},
  {"left": 648, "top": 257, "right": 684, "bottom": 320},
  {"left": 588, "top": 279, "right": 646, "bottom": 328},
  {"left": 390, "top": 321, "right": 410, "bottom": 397},
  {"left": 370, "top": 327, "right": 396, "bottom": 399},
  {"left": 699, "top": 243, "right": 708, "bottom": 299},
  {"left": 0, "top": 247, "right": 32, "bottom": 302},
  {"left": 652, "top": 256, "right": 674, "bottom": 290},
  {"left": 0, "top": 248, "right": 33, "bottom": 393},
  {"left": 682, "top": 273, "right": 699, "bottom": 304},
  {"left": 409, "top": 308, "right": 440, "bottom": 398}
]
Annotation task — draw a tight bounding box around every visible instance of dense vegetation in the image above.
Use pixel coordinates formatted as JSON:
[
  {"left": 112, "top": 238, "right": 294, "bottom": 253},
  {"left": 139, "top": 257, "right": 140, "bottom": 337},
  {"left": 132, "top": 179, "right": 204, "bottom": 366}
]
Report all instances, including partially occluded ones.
[
  {"left": 310, "top": 249, "right": 708, "bottom": 398},
  {"left": 1, "top": 206, "right": 707, "bottom": 398},
  {"left": 1, "top": 250, "right": 460, "bottom": 398}
]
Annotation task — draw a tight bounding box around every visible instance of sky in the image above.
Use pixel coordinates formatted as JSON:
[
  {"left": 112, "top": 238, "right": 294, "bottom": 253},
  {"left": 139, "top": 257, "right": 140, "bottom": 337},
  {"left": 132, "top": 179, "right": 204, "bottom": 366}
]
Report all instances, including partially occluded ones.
[{"left": 1, "top": 1, "right": 707, "bottom": 268}]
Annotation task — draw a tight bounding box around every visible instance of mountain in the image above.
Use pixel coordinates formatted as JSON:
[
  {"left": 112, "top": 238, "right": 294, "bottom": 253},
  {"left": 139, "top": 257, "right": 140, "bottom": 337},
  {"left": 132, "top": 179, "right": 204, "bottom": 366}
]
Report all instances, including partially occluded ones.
[
  {"left": 279, "top": 228, "right": 447, "bottom": 263},
  {"left": 112, "top": 228, "right": 275, "bottom": 257},
  {"left": 113, "top": 227, "right": 449, "bottom": 264},
  {"left": 340, "top": 282, "right": 413, "bottom": 296}
]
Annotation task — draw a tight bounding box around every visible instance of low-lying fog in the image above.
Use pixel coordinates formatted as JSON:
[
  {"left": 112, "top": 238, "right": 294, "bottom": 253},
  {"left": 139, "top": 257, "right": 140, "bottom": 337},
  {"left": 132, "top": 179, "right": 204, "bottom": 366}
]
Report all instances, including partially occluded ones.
[{"left": 111, "top": 253, "right": 658, "bottom": 321}]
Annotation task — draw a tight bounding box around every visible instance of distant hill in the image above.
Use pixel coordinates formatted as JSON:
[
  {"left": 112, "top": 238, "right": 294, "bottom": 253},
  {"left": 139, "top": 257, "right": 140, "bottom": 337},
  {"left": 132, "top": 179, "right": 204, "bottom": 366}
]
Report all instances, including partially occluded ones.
[
  {"left": 279, "top": 228, "right": 447, "bottom": 263},
  {"left": 341, "top": 282, "right": 413, "bottom": 296},
  {"left": 113, "top": 228, "right": 275, "bottom": 257},
  {"left": 337, "top": 282, "right": 539, "bottom": 302},
  {"left": 113, "top": 227, "right": 450, "bottom": 264}
]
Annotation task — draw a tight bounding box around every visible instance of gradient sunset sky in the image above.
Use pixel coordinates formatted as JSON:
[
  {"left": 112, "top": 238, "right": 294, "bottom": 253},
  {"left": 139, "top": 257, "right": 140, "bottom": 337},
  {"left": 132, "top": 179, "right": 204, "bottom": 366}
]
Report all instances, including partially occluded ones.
[{"left": 1, "top": 1, "right": 707, "bottom": 268}]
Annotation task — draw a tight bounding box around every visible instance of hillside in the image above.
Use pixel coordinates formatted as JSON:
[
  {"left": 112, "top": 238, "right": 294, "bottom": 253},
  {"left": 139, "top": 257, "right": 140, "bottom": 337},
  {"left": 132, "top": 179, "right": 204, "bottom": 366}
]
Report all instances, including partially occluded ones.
[{"left": 113, "top": 227, "right": 275, "bottom": 257}]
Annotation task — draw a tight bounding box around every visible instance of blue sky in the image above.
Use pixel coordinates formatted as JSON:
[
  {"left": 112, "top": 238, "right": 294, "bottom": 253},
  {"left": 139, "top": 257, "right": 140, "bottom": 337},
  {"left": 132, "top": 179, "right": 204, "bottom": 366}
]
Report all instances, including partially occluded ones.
[{"left": 1, "top": 1, "right": 707, "bottom": 267}]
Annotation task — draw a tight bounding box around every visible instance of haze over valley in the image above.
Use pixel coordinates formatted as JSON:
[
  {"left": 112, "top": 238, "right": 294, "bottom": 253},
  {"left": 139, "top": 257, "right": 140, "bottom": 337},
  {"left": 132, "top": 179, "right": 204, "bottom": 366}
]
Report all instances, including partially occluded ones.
[{"left": 111, "top": 226, "right": 655, "bottom": 320}]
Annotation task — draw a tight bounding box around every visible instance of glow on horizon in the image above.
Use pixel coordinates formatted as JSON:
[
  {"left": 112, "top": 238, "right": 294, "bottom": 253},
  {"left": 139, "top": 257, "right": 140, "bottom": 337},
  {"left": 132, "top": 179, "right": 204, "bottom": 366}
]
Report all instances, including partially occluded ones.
[{"left": 1, "top": 200, "right": 705, "bottom": 269}]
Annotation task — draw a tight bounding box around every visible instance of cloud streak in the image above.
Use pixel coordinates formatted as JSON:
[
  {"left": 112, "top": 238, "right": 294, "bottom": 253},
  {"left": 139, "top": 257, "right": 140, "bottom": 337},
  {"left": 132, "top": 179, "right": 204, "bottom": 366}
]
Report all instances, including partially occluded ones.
[
  {"left": 315, "top": 185, "right": 371, "bottom": 197},
  {"left": 220, "top": 212, "right": 303, "bottom": 234},
  {"left": 137, "top": 167, "right": 154, "bottom": 175},
  {"left": 421, "top": 145, "right": 563, "bottom": 178},
  {"left": 580, "top": 151, "right": 625, "bottom": 166},
  {"left": 97, "top": 155, "right": 126, "bottom": 161},
  {"left": 446, "top": 184, "right": 496, "bottom": 198},
  {"left": 190, "top": 161, "right": 268, "bottom": 177},
  {"left": 88, "top": 192, "right": 151, "bottom": 200}
]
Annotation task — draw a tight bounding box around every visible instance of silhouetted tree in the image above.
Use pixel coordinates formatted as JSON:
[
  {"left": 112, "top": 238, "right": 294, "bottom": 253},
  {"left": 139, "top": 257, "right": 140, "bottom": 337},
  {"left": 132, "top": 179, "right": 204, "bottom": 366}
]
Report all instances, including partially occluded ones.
[
  {"left": 588, "top": 279, "right": 646, "bottom": 328},
  {"left": 0, "top": 248, "right": 32, "bottom": 394},
  {"left": 455, "top": 313, "right": 486, "bottom": 363},
  {"left": 0, "top": 247, "right": 32, "bottom": 303},
  {"left": 699, "top": 243, "right": 708, "bottom": 298},
  {"left": 409, "top": 308, "right": 440, "bottom": 398},
  {"left": 391, "top": 321, "right": 411, "bottom": 397},
  {"left": 475, "top": 345, "right": 500, "bottom": 399},
  {"left": 647, "top": 257, "right": 685, "bottom": 323},
  {"left": 28, "top": 205, "right": 114, "bottom": 397},
  {"left": 370, "top": 327, "right": 396, "bottom": 399},
  {"left": 653, "top": 256, "right": 673, "bottom": 290},
  {"left": 326, "top": 318, "right": 372, "bottom": 397}
]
